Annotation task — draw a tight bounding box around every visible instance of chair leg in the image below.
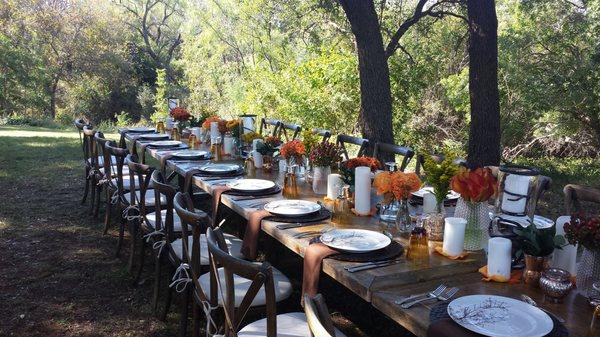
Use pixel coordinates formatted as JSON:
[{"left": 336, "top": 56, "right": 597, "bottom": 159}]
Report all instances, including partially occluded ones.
[
  {"left": 116, "top": 215, "right": 126, "bottom": 258},
  {"left": 81, "top": 167, "right": 90, "bottom": 204},
  {"left": 133, "top": 232, "right": 146, "bottom": 285},
  {"left": 160, "top": 264, "right": 174, "bottom": 321},
  {"left": 103, "top": 190, "right": 112, "bottom": 234},
  {"left": 152, "top": 250, "right": 163, "bottom": 315},
  {"left": 192, "top": 302, "right": 201, "bottom": 337},
  {"left": 89, "top": 178, "right": 96, "bottom": 215},
  {"left": 179, "top": 286, "right": 190, "bottom": 337},
  {"left": 93, "top": 184, "right": 101, "bottom": 217},
  {"left": 127, "top": 220, "right": 139, "bottom": 273}
]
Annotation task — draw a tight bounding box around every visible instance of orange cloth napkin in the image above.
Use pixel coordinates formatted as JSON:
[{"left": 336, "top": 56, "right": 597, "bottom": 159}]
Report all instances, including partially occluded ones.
[
  {"left": 302, "top": 243, "right": 338, "bottom": 301},
  {"left": 240, "top": 209, "right": 270, "bottom": 260},
  {"left": 211, "top": 185, "right": 231, "bottom": 224},
  {"left": 433, "top": 246, "right": 470, "bottom": 260},
  {"left": 478, "top": 265, "right": 522, "bottom": 284},
  {"left": 350, "top": 207, "right": 377, "bottom": 216}
]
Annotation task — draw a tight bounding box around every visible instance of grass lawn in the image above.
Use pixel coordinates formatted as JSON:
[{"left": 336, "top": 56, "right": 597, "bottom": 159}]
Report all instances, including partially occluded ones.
[{"left": 0, "top": 125, "right": 597, "bottom": 336}]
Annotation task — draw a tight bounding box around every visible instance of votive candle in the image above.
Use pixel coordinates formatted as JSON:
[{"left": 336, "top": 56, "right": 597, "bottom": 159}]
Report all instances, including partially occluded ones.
[
  {"left": 487, "top": 237, "right": 512, "bottom": 280},
  {"left": 442, "top": 217, "right": 467, "bottom": 256}
]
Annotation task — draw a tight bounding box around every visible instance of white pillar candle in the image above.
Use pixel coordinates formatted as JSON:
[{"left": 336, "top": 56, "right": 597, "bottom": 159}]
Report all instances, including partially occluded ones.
[
  {"left": 252, "top": 151, "right": 263, "bottom": 168},
  {"left": 327, "top": 174, "right": 343, "bottom": 200},
  {"left": 487, "top": 237, "right": 512, "bottom": 280},
  {"left": 223, "top": 135, "right": 234, "bottom": 154},
  {"left": 551, "top": 215, "right": 577, "bottom": 275},
  {"left": 210, "top": 122, "right": 220, "bottom": 140},
  {"left": 354, "top": 166, "right": 371, "bottom": 215},
  {"left": 422, "top": 192, "right": 437, "bottom": 214},
  {"left": 279, "top": 159, "right": 287, "bottom": 172},
  {"left": 501, "top": 174, "right": 531, "bottom": 214},
  {"left": 252, "top": 139, "right": 263, "bottom": 151},
  {"left": 191, "top": 127, "right": 202, "bottom": 140},
  {"left": 442, "top": 217, "right": 467, "bottom": 256}
]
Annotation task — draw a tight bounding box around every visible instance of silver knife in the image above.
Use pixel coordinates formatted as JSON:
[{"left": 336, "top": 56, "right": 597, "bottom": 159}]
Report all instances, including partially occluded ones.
[{"left": 345, "top": 260, "right": 402, "bottom": 273}]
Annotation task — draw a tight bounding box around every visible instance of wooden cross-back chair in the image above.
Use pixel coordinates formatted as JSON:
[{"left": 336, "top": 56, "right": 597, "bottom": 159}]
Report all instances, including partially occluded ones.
[
  {"left": 259, "top": 118, "right": 281, "bottom": 137},
  {"left": 74, "top": 118, "right": 89, "bottom": 149},
  {"left": 564, "top": 184, "right": 600, "bottom": 214},
  {"left": 81, "top": 125, "right": 97, "bottom": 206},
  {"left": 336, "top": 134, "right": 369, "bottom": 161},
  {"left": 312, "top": 128, "right": 332, "bottom": 143},
  {"left": 303, "top": 294, "right": 345, "bottom": 337},
  {"left": 102, "top": 141, "right": 129, "bottom": 235},
  {"left": 205, "top": 227, "right": 304, "bottom": 337},
  {"left": 92, "top": 131, "right": 112, "bottom": 218},
  {"left": 277, "top": 121, "right": 302, "bottom": 141},
  {"left": 372, "top": 142, "right": 415, "bottom": 172}
]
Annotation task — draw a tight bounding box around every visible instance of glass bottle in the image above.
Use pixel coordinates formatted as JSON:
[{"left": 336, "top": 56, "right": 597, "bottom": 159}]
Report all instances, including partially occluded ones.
[
  {"left": 211, "top": 137, "right": 222, "bottom": 161},
  {"left": 170, "top": 127, "right": 180, "bottom": 141},
  {"left": 244, "top": 156, "right": 256, "bottom": 177},
  {"left": 156, "top": 121, "right": 165, "bottom": 134},
  {"left": 282, "top": 164, "right": 299, "bottom": 199},
  {"left": 407, "top": 220, "right": 429, "bottom": 263},
  {"left": 333, "top": 186, "right": 352, "bottom": 226},
  {"left": 188, "top": 134, "right": 197, "bottom": 149}
]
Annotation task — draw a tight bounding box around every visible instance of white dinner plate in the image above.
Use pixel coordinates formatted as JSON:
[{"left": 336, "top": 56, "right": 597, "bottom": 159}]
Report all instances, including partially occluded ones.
[
  {"left": 148, "top": 140, "right": 182, "bottom": 148},
  {"left": 172, "top": 150, "right": 209, "bottom": 159},
  {"left": 320, "top": 229, "right": 391, "bottom": 253},
  {"left": 411, "top": 187, "right": 460, "bottom": 200},
  {"left": 198, "top": 163, "right": 242, "bottom": 175},
  {"left": 447, "top": 295, "right": 553, "bottom": 337},
  {"left": 489, "top": 212, "right": 554, "bottom": 229},
  {"left": 264, "top": 200, "right": 321, "bottom": 217},
  {"left": 139, "top": 134, "right": 169, "bottom": 140},
  {"left": 227, "top": 179, "right": 276, "bottom": 192},
  {"left": 127, "top": 127, "right": 155, "bottom": 133}
]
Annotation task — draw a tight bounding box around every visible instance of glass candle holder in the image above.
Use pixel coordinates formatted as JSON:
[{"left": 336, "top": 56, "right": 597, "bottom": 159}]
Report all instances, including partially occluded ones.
[
  {"left": 156, "top": 121, "right": 165, "bottom": 134},
  {"left": 407, "top": 223, "right": 429, "bottom": 263},
  {"left": 188, "top": 134, "right": 197, "bottom": 149},
  {"left": 282, "top": 165, "right": 299, "bottom": 199}
]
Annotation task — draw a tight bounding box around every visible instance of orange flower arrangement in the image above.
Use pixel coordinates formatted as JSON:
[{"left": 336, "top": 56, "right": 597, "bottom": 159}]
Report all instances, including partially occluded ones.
[
  {"left": 264, "top": 136, "right": 282, "bottom": 147},
  {"left": 280, "top": 139, "right": 305, "bottom": 163},
  {"left": 450, "top": 167, "right": 497, "bottom": 202},
  {"left": 374, "top": 171, "right": 421, "bottom": 202},
  {"left": 201, "top": 115, "right": 222, "bottom": 129},
  {"left": 344, "top": 157, "right": 381, "bottom": 172},
  {"left": 218, "top": 120, "right": 228, "bottom": 134},
  {"left": 170, "top": 107, "right": 191, "bottom": 122}
]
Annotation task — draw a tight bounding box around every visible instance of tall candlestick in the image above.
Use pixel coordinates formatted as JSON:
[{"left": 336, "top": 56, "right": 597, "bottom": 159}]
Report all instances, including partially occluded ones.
[
  {"left": 354, "top": 166, "right": 371, "bottom": 215},
  {"left": 488, "top": 237, "right": 512, "bottom": 280},
  {"left": 551, "top": 215, "right": 577, "bottom": 275},
  {"left": 327, "top": 174, "right": 343, "bottom": 200},
  {"left": 442, "top": 217, "right": 467, "bottom": 256},
  {"left": 423, "top": 192, "right": 437, "bottom": 214}
]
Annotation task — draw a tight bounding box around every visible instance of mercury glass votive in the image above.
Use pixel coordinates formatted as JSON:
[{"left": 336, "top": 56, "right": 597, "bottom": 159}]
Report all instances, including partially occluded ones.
[{"left": 539, "top": 268, "right": 573, "bottom": 303}]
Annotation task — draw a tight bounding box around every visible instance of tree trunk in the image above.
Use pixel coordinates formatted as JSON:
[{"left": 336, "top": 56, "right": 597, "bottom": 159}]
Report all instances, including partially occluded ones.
[
  {"left": 49, "top": 77, "right": 60, "bottom": 119},
  {"left": 339, "top": 0, "right": 395, "bottom": 156},
  {"left": 466, "top": 0, "right": 501, "bottom": 168}
]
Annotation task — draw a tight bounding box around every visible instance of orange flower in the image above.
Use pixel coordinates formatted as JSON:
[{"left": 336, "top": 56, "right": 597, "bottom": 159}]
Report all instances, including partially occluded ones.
[
  {"left": 344, "top": 157, "right": 381, "bottom": 172},
  {"left": 202, "top": 116, "right": 222, "bottom": 129},
  {"left": 218, "top": 120, "right": 228, "bottom": 134},
  {"left": 390, "top": 172, "right": 421, "bottom": 200},
  {"left": 280, "top": 140, "right": 306, "bottom": 162},
  {"left": 450, "top": 167, "right": 497, "bottom": 202},
  {"left": 373, "top": 171, "right": 392, "bottom": 195}
]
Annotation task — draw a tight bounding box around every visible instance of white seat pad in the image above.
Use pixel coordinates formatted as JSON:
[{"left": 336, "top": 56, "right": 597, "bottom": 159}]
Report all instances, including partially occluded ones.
[
  {"left": 146, "top": 209, "right": 185, "bottom": 232},
  {"left": 238, "top": 312, "right": 346, "bottom": 337},
  {"left": 198, "top": 264, "right": 292, "bottom": 307},
  {"left": 124, "top": 189, "right": 167, "bottom": 207},
  {"left": 171, "top": 233, "right": 243, "bottom": 265},
  {"left": 100, "top": 166, "right": 129, "bottom": 177},
  {"left": 111, "top": 175, "right": 153, "bottom": 191},
  {"left": 88, "top": 155, "right": 117, "bottom": 165}
]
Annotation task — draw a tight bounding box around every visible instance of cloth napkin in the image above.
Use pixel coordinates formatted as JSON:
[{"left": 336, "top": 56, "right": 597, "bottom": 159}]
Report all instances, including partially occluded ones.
[
  {"left": 426, "top": 318, "right": 481, "bottom": 337},
  {"left": 478, "top": 265, "right": 522, "bottom": 284},
  {"left": 301, "top": 243, "right": 338, "bottom": 300}
]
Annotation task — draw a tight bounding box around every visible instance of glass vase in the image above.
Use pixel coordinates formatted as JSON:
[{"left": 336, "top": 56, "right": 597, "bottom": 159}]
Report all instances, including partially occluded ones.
[
  {"left": 578, "top": 248, "right": 600, "bottom": 299},
  {"left": 312, "top": 166, "right": 330, "bottom": 195},
  {"left": 455, "top": 198, "right": 489, "bottom": 251},
  {"left": 395, "top": 198, "right": 412, "bottom": 232}
]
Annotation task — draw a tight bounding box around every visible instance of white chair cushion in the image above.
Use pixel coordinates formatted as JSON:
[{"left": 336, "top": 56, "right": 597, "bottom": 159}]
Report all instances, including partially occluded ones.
[
  {"left": 100, "top": 166, "right": 129, "bottom": 177},
  {"left": 88, "top": 155, "right": 117, "bottom": 165},
  {"left": 111, "top": 175, "right": 153, "bottom": 191},
  {"left": 124, "top": 189, "right": 167, "bottom": 207},
  {"left": 198, "top": 264, "right": 293, "bottom": 307},
  {"left": 146, "top": 209, "right": 185, "bottom": 232},
  {"left": 238, "top": 312, "right": 345, "bottom": 337},
  {"left": 170, "top": 233, "right": 243, "bottom": 265}
]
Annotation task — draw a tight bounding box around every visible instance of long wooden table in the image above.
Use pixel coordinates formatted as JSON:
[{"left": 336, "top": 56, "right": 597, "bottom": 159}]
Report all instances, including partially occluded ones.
[{"left": 123, "top": 132, "right": 594, "bottom": 337}]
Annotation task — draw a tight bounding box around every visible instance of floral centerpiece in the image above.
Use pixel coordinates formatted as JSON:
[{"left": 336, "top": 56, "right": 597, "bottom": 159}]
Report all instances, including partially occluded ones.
[
  {"left": 340, "top": 157, "right": 381, "bottom": 188},
  {"left": 450, "top": 167, "right": 498, "bottom": 250},
  {"left": 280, "top": 139, "right": 305, "bottom": 165},
  {"left": 201, "top": 115, "right": 222, "bottom": 129},
  {"left": 301, "top": 130, "right": 320, "bottom": 165},
  {"left": 225, "top": 119, "right": 241, "bottom": 138},
  {"left": 564, "top": 214, "right": 600, "bottom": 297},
  {"left": 241, "top": 131, "right": 262, "bottom": 144},
  {"left": 422, "top": 155, "right": 459, "bottom": 213},
  {"left": 374, "top": 171, "right": 421, "bottom": 230},
  {"left": 170, "top": 107, "right": 191, "bottom": 132},
  {"left": 309, "top": 142, "right": 341, "bottom": 194},
  {"left": 256, "top": 136, "right": 282, "bottom": 171}
]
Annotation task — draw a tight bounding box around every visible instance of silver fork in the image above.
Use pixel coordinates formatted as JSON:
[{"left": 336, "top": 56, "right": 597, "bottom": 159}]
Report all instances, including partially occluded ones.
[
  {"left": 400, "top": 285, "right": 447, "bottom": 309},
  {"left": 395, "top": 284, "right": 446, "bottom": 306}
]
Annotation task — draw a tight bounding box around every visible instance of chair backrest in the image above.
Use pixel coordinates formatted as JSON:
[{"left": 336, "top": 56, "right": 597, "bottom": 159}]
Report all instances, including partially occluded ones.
[
  {"left": 104, "top": 141, "right": 129, "bottom": 199},
  {"left": 372, "top": 142, "right": 415, "bottom": 171},
  {"left": 206, "top": 227, "right": 278, "bottom": 337},
  {"left": 150, "top": 170, "right": 178, "bottom": 241},
  {"left": 303, "top": 294, "right": 336, "bottom": 337},
  {"left": 74, "top": 118, "right": 89, "bottom": 149},
  {"left": 277, "top": 122, "right": 302, "bottom": 141},
  {"left": 336, "top": 134, "right": 369, "bottom": 161},
  {"left": 82, "top": 125, "right": 96, "bottom": 165},
  {"left": 94, "top": 131, "right": 111, "bottom": 175},
  {"left": 312, "top": 128, "right": 332, "bottom": 143},
  {"left": 259, "top": 118, "right": 281, "bottom": 137},
  {"left": 125, "top": 154, "right": 154, "bottom": 213},
  {"left": 563, "top": 184, "right": 600, "bottom": 214},
  {"left": 173, "top": 192, "right": 213, "bottom": 304}
]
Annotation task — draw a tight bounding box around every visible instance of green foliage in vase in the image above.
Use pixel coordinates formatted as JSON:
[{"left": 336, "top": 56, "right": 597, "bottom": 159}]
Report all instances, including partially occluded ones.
[
  {"left": 423, "top": 155, "right": 459, "bottom": 208},
  {"left": 513, "top": 223, "right": 566, "bottom": 257}
]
